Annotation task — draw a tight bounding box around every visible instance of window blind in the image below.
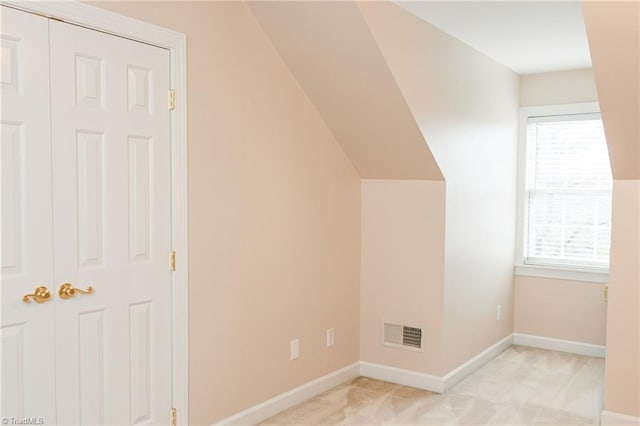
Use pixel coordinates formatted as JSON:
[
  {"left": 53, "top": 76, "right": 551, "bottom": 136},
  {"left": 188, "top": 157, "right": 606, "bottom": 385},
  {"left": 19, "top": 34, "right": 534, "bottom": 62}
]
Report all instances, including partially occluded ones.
[{"left": 525, "top": 114, "right": 612, "bottom": 269}]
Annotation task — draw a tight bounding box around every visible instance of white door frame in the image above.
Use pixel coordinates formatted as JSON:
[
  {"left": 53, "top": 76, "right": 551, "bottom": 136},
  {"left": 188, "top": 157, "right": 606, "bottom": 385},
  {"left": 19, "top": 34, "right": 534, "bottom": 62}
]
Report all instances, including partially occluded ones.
[{"left": 2, "top": 2, "right": 189, "bottom": 423}]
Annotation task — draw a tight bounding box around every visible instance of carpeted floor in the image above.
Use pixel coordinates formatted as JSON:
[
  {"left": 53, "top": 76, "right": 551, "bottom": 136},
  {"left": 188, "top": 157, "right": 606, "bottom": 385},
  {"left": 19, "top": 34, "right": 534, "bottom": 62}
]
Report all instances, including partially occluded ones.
[{"left": 261, "top": 346, "right": 604, "bottom": 425}]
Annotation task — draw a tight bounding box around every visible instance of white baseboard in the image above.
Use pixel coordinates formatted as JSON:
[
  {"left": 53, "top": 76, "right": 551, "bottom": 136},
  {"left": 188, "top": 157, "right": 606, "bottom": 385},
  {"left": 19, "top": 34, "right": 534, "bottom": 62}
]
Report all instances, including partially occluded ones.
[
  {"left": 352, "top": 335, "right": 514, "bottom": 394},
  {"left": 442, "top": 334, "right": 513, "bottom": 391},
  {"left": 217, "top": 336, "right": 512, "bottom": 425},
  {"left": 601, "top": 410, "right": 640, "bottom": 425},
  {"left": 359, "top": 361, "right": 444, "bottom": 393},
  {"left": 213, "top": 362, "right": 360, "bottom": 425},
  {"left": 513, "top": 333, "right": 606, "bottom": 358},
  {"left": 215, "top": 334, "right": 606, "bottom": 425}
]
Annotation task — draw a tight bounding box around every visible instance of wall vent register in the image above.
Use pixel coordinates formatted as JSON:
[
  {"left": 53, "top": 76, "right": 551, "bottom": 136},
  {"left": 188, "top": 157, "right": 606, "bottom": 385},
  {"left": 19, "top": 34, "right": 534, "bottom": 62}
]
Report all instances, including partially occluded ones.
[{"left": 383, "top": 322, "right": 423, "bottom": 351}]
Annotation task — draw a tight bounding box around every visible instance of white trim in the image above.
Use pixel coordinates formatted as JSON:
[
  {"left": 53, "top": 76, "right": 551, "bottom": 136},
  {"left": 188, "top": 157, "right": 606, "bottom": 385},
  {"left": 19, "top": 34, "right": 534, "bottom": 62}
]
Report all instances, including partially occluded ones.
[
  {"left": 513, "top": 333, "right": 605, "bottom": 358},
  {"left": 216, "top": 338, "right": 516, "bottom": 424},
  {"left": 520, "top": 102, "right": 601, "bottom": 118},
  {"left": 360, "top": 335, "right": 513, "bottom": 394},
  {"left": 359, "top": 361, "right": 444, "bottom": 393},
  {"left": 442, "top": 334, "right": 513, "bottom": 391},
  {"left": 168, "top": 23, "right": 190, "bottom": 426},
  {"left": 601, "top": 410, "right": 640, "bottom": 426},
  {"left": 3, "top": 2, "right": 190, "bottom": 423},
  {"left": 514, "top": 102, "right": 610, "bottom": 280},
  {"left": 361, "top": 336, "right": 513, "bottom": 394},
  {"left": 4, "top": 1, "right": 184, "bottom": 48},
  {"left": 220, "top": 335, "right": 619, "bottom": 424},
  {"left": 528, "top": 111, "right": 601, "bottom": 123},
  {"left": 213, "top": 362, "right": 360, "bottom": 425},
  {"left": 515, "top": 264, "right": 608, "bottom": 284}
]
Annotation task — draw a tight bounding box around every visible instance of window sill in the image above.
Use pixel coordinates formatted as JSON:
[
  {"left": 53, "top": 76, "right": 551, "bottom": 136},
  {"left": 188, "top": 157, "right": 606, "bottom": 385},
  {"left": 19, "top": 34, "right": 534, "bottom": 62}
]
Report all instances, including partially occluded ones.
[{"left": 514, "top": 264, "right": 608, "bottom": 284}]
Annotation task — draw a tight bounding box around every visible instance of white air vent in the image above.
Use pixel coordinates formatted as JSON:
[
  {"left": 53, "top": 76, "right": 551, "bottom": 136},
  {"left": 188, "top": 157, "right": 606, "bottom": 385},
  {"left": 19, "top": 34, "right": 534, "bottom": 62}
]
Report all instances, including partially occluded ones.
[{"left": 383, "top": 322, "right": 423, "bottom": 351}]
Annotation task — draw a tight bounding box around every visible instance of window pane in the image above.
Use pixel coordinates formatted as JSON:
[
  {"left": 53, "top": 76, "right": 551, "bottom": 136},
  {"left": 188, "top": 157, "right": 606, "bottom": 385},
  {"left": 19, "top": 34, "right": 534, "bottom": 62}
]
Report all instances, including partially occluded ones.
[
  {"left": 524, "top": 114, "right": 612, "bottom": 268},
  {"left": 531, "top": 224, "right": 562, "bottom": 258}
]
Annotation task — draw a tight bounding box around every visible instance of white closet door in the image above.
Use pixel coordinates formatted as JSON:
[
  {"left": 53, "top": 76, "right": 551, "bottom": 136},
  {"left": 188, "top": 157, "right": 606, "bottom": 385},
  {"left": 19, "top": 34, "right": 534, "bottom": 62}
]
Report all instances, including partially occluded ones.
[
  {"left": 0, "top": 7, "right": 57, "bottom": 422},
  {"left": 49, "top": 20, "right": 172, "bottom": 425}
]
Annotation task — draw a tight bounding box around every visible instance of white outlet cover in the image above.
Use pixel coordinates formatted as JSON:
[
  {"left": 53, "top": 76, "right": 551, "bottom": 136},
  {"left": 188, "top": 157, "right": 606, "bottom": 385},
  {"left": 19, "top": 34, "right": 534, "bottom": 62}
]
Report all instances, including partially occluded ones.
[
  {"left": 327, "top": 328, "right": 335, "bottom": 347},
  {"left": 290, "top": 339, "right": 299, "bottom": 360},
  {"left": 497, "top": 305, "right": 502, "bottom": 321}
]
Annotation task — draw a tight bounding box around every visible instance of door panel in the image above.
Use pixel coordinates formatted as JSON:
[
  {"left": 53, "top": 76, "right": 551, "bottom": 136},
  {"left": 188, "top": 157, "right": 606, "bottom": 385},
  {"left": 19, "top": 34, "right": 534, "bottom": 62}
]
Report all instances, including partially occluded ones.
[
  {"left": 48, "top": 20, "right": 172, "bottom": 425},
  {"left": 78, "top": 309, "right": 105, "bottom": 425},
  {"left": 0, "top": 7, "right": 56, "bottom": 422},
  {"left": 76, "top": 130, "right": 105, "bottom": 267}
]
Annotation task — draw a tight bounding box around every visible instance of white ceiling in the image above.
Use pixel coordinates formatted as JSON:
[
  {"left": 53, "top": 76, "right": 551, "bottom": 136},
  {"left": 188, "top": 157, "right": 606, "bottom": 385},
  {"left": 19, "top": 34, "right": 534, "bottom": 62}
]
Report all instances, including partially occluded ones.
[{"left": 396, "top": 1, "right": 592, "bottom": 75}]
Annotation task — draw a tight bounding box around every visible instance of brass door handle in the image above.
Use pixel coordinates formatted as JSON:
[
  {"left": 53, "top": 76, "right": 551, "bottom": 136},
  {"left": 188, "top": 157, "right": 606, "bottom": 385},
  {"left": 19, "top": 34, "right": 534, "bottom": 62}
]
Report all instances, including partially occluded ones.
[
  {"left": 23, "top": 286, "right": 52, "bottom": 304},
  {"left": 59, "top": 283, "right": 94, "bottom": 300}
]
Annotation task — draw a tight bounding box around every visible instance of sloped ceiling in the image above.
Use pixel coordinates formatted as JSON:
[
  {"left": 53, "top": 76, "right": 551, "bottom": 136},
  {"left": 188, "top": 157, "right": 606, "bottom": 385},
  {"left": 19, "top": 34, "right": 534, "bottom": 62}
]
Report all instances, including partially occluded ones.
[
  {"left": 248, "top": 1, "right": 443, "bottom": 180},
  {"left": 357, "top": 1, "right": 518, "bottom": 178},
  {"left": 583, "top": 1, "right": 640, "bottom": 180},
  {"left": 395, "top": 1, "right": 592, "bottom": 75}
]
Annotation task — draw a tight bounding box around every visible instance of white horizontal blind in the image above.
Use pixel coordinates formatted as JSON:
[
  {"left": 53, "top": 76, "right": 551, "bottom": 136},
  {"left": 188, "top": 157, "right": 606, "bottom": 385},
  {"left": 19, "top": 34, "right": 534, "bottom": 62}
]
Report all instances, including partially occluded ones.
[{"left": 525, "top": 114, "right": 612, "bottom": 269}]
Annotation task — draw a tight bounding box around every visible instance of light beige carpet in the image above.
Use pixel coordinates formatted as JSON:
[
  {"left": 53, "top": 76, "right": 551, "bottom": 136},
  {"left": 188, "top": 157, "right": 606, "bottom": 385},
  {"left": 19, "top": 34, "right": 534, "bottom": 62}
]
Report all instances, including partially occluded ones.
[{"left": 261, "top": 346, "right": 604, "bottom": 425}]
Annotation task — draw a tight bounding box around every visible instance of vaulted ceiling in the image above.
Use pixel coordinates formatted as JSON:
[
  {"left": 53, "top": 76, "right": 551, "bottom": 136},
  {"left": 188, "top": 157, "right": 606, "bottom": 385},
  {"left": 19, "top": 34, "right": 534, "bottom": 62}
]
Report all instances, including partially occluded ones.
[
  {"left": 583, "top": 1, "right": 639, "bottom": 179},
  {"left": 249, "top": 1, "right": 637, "bottom": 181},
  {"left": 396, "top": 1, "right": 592, "bottom": 75},
  {"left": 248, "top": 1, "right": 443, "bottom": 180}
]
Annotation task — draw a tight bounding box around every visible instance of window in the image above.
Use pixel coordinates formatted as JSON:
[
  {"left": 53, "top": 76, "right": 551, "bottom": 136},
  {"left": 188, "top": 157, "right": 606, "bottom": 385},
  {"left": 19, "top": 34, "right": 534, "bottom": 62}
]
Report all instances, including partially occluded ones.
[{"left": 517, "top": 104, "right": 613, "bottom": 278}]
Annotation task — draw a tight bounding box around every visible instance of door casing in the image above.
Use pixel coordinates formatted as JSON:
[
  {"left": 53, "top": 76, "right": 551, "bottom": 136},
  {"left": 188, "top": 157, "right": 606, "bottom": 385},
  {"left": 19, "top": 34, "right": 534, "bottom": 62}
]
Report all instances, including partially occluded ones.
[{"left": 1, "top": 1, "right": 190, "bottom": 423}]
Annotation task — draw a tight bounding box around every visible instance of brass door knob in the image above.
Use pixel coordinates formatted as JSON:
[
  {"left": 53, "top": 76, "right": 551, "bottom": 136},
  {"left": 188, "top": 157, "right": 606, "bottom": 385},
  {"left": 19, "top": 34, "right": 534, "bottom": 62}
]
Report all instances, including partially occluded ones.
[
  {"left": 58, "top": 283, "right": 94, "bottom": 300},
  {"left": 23, "top": 286, "right": 51, "bottom": 304}
]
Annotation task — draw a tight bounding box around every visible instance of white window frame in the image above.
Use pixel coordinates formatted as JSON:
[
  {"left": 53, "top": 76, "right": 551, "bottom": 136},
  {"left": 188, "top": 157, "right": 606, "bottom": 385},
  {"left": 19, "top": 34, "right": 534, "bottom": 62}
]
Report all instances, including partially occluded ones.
[{"left": 515, "top": 102, "right": 609, "bottom": 284}]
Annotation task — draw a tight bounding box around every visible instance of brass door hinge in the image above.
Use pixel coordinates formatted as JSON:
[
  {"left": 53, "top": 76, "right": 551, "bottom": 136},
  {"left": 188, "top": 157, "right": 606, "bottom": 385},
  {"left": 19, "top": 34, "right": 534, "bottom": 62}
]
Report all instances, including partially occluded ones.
[
  {"left": 168, "top": 89, "right": 175, "bottom": 110},
  {"left": 170, "top": 251, "right": 176, "bottom": 271},
  {"left": 604, "top": 285, "right": 608, "bottom": 303},
  {"left": 171, "top": 407, "right": 177, "bottom": 426}
]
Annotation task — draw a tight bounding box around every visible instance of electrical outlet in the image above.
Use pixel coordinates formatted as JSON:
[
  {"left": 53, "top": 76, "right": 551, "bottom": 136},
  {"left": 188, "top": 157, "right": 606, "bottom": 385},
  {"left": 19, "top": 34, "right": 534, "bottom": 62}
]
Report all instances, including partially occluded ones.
[
  {"left": 326, "top": 328, "right": 335, "bottom": 347},
  {"left": 496, "top": 304, "right": 502, "bottom": 321},
  {"left": 290, "top": 339, "right": 299, "bottom": 360}
]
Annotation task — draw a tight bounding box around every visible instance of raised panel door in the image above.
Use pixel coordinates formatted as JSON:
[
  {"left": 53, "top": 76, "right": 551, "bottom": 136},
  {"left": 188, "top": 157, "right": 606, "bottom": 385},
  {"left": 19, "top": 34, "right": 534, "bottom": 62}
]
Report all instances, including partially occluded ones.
[
  {"left": 0, "top": 6, "right": 56, "bottom": 423},
  {"left": 49, "top": 19, "right": 172, "bottom": 426}
]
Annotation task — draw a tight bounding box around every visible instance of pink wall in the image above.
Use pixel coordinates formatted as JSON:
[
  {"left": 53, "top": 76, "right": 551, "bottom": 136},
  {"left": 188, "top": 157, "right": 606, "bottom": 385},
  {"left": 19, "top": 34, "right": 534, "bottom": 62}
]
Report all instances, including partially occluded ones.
[
  {"left": 359, "top": 2, "right": 519, "bottom": 373},
  {"left": 604, "top": 181, "right": 640, "bottom": 417},
  {"left": 360, "top": 180, "right": 446, "bottom": 374},
  {"left": 92, "top": 2, "right": 361, "bottom": 424},
  {"left": 584, "top": 0, "right": 640, "bottom": 418},
  {"left": 515, "top": 277, "right": 607, "bottom": 345},
  {"left": 250, "top": 0, "right": 516, "bottom": 378}
]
